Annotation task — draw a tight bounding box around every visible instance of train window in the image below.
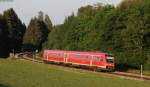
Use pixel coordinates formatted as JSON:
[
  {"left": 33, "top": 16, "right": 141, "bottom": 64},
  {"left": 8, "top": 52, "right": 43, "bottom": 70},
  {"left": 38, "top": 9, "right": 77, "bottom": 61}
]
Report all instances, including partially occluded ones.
[
  {"left": 48, "top": 53, "right": 62, "bottom": 57},
  {"left": 99, "top": 58, "right": 103, "bottom": 62},
  {"left": 93, "top": 56, "right": 102, "bottom": 62},
  {"left": 84, "top": 56, "right": 89, "bottom": 60},
  {"left": 48, "top": 53, "right": 54, "bottom": 56},
  {"left": 74, "top": 55, "right": 80, "bottom": 58},
  {"left": 106, "top": 56, "right": 114, "bottom": 63},
  {"left": 74, "top": 55, "right": 88, "bottom": 60},
  {"left": 93, "top": 56, "right": 98, "bottom": 60}
]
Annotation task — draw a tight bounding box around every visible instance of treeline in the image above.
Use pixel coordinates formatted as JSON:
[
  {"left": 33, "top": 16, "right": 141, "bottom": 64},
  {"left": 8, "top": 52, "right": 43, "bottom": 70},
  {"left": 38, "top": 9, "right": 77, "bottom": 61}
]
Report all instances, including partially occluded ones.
[
  {"left": 0, "top": 9, "right": 52, "bottom": 57},
  {"left": 43, "top": 0, "right": 150, "bottom": 70},
  {"left": 0, "top": 0, "right": 150, "bottom": 70}
]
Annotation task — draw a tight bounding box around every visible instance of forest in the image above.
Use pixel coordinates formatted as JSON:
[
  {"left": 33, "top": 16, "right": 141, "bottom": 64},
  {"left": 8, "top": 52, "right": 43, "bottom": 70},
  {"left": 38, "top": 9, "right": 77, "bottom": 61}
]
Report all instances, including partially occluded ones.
[{"left": 0, "top": 0, "right": 150, "bottom": 70}]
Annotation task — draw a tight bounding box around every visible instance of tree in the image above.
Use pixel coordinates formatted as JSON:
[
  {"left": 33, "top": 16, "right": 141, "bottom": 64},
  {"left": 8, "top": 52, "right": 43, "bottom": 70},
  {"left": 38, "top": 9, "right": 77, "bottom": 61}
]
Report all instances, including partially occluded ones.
[
  {"left": 77, "top": 5, "right": 96, "bottom": 17},
  {"left": 43, "top": 25, "right": 63, "bottom": 50},
  {"left": 3, "top": 8, "right": 26, "bottom": 53},
  {"left": 23, "top": 18, "right": 43, "bottom": 51},
  {"left": 38, "top": 11, "right": 44, "bottom": 21},
  {"left": 0, "top": 14, "right": 9, "bottom": 57},
  {"left": 44, "top": 14, "right": 53, "bottom": 32}
]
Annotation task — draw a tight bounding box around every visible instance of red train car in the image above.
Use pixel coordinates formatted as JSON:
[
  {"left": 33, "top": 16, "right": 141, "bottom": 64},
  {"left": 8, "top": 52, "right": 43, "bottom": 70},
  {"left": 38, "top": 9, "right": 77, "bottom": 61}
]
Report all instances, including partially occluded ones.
[{"left": 42, "top": 50, "right": 115, "bottom": 71}]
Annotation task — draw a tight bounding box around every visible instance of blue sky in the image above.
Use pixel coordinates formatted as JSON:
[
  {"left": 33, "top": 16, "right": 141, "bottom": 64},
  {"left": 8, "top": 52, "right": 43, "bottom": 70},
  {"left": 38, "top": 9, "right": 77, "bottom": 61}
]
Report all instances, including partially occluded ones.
[{"left": 0, "top": 0, "right": 122, "bottom": 25}]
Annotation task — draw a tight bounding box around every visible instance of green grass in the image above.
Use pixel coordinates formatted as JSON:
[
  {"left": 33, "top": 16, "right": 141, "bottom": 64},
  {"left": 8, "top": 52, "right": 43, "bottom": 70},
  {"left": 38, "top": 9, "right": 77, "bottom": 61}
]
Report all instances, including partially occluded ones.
[
  {"left": 125, "top": 69, "right": 150, "bottom": 76},
  {"left": 0, "top": 58, "right": 150, "bottom": 87}
]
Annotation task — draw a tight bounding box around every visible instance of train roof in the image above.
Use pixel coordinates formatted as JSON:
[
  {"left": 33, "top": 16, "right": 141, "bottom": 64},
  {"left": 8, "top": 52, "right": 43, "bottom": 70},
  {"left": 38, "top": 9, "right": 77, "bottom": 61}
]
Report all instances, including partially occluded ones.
[{"left": 44, "top": 50, "right": 107, "bottom": 55}]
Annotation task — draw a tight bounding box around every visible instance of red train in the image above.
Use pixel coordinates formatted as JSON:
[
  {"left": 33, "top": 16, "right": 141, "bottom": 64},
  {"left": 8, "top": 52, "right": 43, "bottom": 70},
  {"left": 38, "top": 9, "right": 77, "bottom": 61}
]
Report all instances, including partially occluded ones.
[{"left": 42, "top": 50, "right": 115, "bottom": 71}]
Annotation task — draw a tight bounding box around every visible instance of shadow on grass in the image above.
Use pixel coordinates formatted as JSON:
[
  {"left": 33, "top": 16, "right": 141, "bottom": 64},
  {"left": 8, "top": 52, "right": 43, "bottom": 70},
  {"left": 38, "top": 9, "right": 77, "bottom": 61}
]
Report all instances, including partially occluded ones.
[
  {"left": 0, "top": 84, "right": 13, "bottom": 87},
  {"left": 116, "top": 64, "right": 129, "bottom": 72},
  {"left": 116, "top": 64, "right": 141, "bottom": 72}
]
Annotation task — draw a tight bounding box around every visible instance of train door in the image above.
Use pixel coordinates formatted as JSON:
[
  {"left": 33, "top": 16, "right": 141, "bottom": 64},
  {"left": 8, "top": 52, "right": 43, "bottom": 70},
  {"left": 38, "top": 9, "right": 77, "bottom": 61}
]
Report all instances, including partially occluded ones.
[
  {"left": 91, "top": 55, "right": 104, "bottom": 67},
  {"left": 64, "top": 52, "right": 67, "bottom": 63}
]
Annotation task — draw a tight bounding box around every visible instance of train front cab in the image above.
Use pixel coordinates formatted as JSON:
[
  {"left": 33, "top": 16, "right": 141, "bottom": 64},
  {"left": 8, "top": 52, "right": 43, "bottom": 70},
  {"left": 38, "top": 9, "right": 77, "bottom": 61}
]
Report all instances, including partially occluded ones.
[{"left": 105, "top": 54, "right": 115, "bottom": 71}]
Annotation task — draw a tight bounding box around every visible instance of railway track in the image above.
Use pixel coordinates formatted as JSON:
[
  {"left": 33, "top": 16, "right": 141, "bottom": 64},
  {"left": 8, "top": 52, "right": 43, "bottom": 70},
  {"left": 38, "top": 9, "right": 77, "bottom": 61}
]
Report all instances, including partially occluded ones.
[{"left": 16, "top": 52, "right": 150, "bottom": 81}]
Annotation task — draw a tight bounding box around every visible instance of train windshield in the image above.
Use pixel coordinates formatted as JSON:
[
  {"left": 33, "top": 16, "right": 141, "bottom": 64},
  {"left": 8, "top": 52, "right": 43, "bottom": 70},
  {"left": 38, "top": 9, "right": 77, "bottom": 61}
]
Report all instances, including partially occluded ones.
[{"left": 106, "top": 55, "right": 114, "bottom": 63}]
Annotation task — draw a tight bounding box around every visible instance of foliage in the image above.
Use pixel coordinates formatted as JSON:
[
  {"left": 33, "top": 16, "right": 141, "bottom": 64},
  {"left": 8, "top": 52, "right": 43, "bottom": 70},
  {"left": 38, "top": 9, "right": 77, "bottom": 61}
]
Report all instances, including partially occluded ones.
[
  {"left": 23, "top": 12, "right": 51, "bottom": 51},
  {"left": 0, "top": 14, "right": 9, "bottom": 57},
  {"left": 0, "top": 8, "right": 25, "bottom": 57},
  {"left": 23, "top": 18, "right": 43, "bottom": 51},
  {"left": 43, "top": 0, "right": 150, "bottom": 70},
  {"left": 3, "top": 8, "right": 26, "bottom": 53},
  {"left": 44, "top": 14, "right": 53, "bottom": 32}
]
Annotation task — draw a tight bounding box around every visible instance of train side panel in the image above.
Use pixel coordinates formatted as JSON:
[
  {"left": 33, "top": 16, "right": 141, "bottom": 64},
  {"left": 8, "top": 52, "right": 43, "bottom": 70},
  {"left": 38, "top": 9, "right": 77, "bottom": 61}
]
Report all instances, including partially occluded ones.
[
  {"left": 43, "top": 50, "right": 65, "bottom": 62},
  {"left": 90, "top": 53, "right": 106, "bottom": 68},
  {"left": 43, "top": 50, "right": 115, "bottom": 71},
  {"left": 66, "top": 52, "right": 90, "bottom": 66}
]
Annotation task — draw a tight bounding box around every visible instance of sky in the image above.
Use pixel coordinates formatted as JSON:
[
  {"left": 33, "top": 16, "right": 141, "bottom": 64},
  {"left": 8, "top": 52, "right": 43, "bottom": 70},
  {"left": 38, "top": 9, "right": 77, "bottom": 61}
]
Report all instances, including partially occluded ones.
[{"left": 0, "top": 0, "right": 122, "bottom": 25}]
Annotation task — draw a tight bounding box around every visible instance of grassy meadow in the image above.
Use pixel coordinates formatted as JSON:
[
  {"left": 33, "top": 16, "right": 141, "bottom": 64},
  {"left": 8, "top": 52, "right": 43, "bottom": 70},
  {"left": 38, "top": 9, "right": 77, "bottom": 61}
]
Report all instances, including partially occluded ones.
[{"left": 0, "top": 58, "right": 150, "bottom": 87}]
